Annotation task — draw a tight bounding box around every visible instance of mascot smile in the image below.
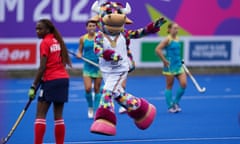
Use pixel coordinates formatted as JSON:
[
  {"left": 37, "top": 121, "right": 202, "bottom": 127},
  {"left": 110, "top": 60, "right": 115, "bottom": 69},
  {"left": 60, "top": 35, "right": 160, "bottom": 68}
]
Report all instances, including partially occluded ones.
[{"left": 90, "top": 1, "right": 167, "bottom": 136}]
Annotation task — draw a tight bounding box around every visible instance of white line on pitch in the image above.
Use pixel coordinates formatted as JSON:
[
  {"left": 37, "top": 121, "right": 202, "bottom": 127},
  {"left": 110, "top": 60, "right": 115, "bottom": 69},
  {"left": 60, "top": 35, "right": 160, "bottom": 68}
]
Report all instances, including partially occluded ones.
[
  {"left": 0, "top": 95, "right": 240, "bottom": 104},
  {"left": 43, "top": 136, "right": 240, "bottom": 144},
  {"left": 0, "top": 88, "right": 84, "bottom": 94}
]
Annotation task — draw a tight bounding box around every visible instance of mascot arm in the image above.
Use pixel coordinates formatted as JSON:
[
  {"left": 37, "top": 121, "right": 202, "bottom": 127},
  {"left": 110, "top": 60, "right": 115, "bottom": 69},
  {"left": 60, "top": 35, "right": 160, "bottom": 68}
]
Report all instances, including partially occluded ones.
[
  {"left": 126, "top": 17, "right": 166, "bottom": 39},
  {"left": 127, "top": 48, "right": 135, "bottom": 73},
  {"left": 94, "top": 32, "right": 104, "bottom": 57}
]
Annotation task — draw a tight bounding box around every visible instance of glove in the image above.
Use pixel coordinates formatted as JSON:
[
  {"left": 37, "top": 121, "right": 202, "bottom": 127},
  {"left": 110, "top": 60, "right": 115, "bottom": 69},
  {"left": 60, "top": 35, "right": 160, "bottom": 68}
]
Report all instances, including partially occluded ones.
[
  {"left": 28, "top": 86, "right": 36, "bottom": 100},
  {"left": 111, "top": 53, "right": 122, "bottom": 62},
  {"left": 128, "top": 61, "right": 136, "bottom": 73},
  {"left": 154, "top": 17, "right": 167, "bottom": 27},
  {"left": 146, "top": 17, "right": 167, "bottom": 33},
  {"left": 103, "top": 49, "right": 122, "bottom": 61}
]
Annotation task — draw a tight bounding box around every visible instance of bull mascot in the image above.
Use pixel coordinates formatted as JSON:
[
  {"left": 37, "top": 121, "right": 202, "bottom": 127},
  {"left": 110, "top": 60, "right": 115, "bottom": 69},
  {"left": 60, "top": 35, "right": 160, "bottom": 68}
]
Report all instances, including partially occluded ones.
[{"left": 90, "top": 1, "right": 166, "bottom": 135}]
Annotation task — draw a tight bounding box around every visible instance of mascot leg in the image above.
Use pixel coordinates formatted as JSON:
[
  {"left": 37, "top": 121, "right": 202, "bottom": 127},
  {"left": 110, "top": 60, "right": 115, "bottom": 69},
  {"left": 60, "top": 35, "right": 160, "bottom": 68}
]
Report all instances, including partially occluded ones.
[
  {"left": 90, "top": 89, "right": 116, "bottom": 135},
  {"left": 115, "top": 93, "right": 156, "bottom": 130}
]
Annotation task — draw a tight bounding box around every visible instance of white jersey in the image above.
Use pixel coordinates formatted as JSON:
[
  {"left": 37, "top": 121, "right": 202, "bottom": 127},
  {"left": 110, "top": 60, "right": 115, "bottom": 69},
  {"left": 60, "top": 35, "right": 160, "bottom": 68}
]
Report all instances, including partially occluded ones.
[{"left": 99, "top": 33, "right": 130, "bottom": 73}]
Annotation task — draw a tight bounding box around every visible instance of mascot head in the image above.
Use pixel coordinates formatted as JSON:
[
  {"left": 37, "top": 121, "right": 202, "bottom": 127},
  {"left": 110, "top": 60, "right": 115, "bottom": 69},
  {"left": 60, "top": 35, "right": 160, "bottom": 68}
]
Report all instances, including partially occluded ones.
[{"left": 91, "top": 1, "right": 132, "bottom": 35}]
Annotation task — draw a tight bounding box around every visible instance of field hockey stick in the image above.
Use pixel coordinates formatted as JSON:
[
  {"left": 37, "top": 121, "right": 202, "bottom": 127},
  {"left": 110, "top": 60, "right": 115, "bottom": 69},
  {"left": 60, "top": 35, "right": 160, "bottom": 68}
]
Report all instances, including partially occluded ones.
[
  {"left": 1, "top": 83, "right": 41, "bottom": 144},
  {"left": 68, "top": 50, "right": 99, "bottom": 68},
  {"left": 181, "top": 60, "right": 206, "bottom": 93}
]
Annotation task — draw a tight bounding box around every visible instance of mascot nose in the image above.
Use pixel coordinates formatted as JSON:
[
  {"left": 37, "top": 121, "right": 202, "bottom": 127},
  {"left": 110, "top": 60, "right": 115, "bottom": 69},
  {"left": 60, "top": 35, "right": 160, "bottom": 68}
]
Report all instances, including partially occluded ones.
[
  {"left": 103, "top": 14, "right": 126, "bottom": 26},
  {"left": 107, "top": 15, "right": 125, "bottom": 20}
]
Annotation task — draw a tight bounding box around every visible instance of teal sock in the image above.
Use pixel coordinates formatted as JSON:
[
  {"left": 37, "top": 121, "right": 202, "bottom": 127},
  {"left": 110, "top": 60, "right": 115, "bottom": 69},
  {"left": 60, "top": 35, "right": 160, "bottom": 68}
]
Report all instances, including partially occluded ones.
[
  {"left": 85, "top": 92, "right": 93, "bottom": 107},
  {"left": 93, "top": 93, "right": 101, "bottom": 111},
  {"left": 174, "top": 87, "right": 185, "bottom": 104},
  {"left": 165, "top": 89, "right": 173, "bottom": 108}
]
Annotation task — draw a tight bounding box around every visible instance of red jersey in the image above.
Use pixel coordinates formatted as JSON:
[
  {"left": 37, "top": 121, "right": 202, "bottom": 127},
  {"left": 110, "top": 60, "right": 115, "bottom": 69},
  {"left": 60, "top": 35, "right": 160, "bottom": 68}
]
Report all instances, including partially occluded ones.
[{"left": 40, "top": 34, "right": 69, "bottom": 81}]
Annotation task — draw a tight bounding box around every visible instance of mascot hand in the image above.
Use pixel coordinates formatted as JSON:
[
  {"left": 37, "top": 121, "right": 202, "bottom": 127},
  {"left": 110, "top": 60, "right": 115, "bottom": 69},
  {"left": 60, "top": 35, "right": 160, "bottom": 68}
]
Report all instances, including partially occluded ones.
[
  {"left": 103, "top": 49, "right": 122, "bottom": 61},
  {"left": 128, "top": 60, "right": 136, "bottom": 73},
  {"left": 154, "top": 17, "right": 167, "bottom": 28},
  {"left": 111, "top": 53, "right": 122, "bottom": 62},
  {"left": 146, "top": 17, "right": 167, "bottom": 33}
]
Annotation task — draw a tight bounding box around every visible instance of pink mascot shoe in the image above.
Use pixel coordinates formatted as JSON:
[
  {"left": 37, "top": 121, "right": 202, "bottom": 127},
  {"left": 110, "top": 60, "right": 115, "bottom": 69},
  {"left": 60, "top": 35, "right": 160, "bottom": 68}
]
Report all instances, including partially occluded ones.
[
  {"left": 128, "top": 98, "right": 156, "bottom": 130},
  {"left": 90, "top": 107, "right": 117, "bottom": 136}
]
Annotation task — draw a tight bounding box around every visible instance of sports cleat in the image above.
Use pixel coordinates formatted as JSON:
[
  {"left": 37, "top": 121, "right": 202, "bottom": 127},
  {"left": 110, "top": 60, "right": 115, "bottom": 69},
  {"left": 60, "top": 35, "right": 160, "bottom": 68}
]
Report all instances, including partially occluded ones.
[
  {"left": 168, "top": 107, "right": 178, "bottom": 113},
  {"left": 174, "top": 104, "right": 182, "bottom": 112},
  {"left": 88, "top": 107, "right": 94, "bottom": 119},
  {"left": 118, "top": 106, "right": 127, "bottom": 114}
]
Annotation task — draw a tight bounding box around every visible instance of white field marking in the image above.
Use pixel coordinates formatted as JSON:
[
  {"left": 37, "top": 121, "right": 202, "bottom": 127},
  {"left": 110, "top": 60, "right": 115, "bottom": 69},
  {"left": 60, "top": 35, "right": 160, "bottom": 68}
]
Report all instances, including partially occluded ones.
[
  {"left": 0, "top": 95, "right": 240, "bottom": 104},
  {"left": 69, "top": 94, "right": 79, "bottom": 98},
  {"left": 225, "top": 88, "right": 232, "bottom": 92},
  {"left": 0, "top": 80, "right": 85, "bottom": 93},
  {"left": 0, "top": 87, "right": 85, "bottom": 94},
  {"left": 43, "top": 136, "right": 240, "bottom": 144},
  {"left": 0, "top": 89, "right": 28, "bottom": 93}
]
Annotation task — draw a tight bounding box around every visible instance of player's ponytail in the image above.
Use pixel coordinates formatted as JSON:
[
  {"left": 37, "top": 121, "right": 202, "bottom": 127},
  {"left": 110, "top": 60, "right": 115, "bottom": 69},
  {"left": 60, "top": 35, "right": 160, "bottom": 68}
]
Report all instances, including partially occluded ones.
[
  {"left": 52, "top": 28, "right": 72, "bottom": 68},
  {"left": 39, "top": 19, "right": 72, "bottom": 68}
]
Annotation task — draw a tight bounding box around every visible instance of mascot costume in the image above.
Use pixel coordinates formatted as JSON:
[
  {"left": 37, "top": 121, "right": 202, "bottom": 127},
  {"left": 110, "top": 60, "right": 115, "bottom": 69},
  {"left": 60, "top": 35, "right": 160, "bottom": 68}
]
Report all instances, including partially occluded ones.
[{"left": 90, "top": 1, "right": 166, "bottom": 135}]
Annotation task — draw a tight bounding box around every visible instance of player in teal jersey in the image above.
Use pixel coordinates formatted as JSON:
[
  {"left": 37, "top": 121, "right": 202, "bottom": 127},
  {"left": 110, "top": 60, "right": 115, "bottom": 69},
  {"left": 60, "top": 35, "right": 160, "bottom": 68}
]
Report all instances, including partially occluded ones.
[
  {"left": 155, "top": 23, "right": 187, "bottom": 113},
  {"left": 77, "top": 20, "right": 102, "bottom": 118}
]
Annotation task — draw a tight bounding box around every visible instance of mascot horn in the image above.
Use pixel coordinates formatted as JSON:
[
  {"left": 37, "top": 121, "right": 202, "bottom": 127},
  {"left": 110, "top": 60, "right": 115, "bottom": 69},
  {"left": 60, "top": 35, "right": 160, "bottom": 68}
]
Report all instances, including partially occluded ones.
[{"left": 89, "top": 1, "right": 167, "bottom": 136}]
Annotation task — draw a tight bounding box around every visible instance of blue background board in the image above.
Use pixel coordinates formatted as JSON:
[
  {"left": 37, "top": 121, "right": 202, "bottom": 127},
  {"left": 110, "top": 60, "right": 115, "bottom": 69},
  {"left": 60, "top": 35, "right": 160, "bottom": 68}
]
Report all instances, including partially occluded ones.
[
  {"left": 0, "top": 74, "right": 240, "bottom": 144},
  {"left": 189, "top": 41, "right": 231, "bottom": 61}
]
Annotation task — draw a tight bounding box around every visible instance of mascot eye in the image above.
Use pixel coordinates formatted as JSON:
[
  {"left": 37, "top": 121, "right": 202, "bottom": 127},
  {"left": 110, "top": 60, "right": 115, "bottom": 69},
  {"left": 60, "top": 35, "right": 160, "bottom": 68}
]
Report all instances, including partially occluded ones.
[{"left": 117, "top": 9, "right": 122, "bottom": 14}]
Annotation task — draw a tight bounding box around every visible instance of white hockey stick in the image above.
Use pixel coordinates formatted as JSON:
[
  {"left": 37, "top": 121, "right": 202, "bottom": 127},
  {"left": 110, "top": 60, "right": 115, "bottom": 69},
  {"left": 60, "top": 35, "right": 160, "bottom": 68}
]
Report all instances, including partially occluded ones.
[{"left": 182, "top": 60, "right": 206, "bottom": 93}]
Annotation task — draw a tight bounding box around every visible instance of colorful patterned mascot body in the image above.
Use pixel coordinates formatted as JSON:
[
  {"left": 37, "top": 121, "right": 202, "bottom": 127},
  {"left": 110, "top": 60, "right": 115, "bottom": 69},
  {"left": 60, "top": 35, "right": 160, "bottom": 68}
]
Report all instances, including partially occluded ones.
[{"left": 90, "top": 1, "right": 166, "bottom": 136}]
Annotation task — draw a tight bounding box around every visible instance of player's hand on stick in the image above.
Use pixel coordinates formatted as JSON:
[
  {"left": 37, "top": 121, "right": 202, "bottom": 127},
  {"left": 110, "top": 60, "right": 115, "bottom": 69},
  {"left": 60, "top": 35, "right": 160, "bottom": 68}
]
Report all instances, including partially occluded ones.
[
  {"left": 28, "top": 85, "right": 36, "bottom": 100},
  {"left": 76, "top": 52, "right": 82, "bottom": 59}
]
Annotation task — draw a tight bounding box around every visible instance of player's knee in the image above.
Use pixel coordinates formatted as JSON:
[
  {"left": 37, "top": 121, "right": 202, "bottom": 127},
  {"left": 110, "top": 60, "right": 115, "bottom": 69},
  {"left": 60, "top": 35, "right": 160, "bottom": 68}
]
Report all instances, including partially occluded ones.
[
  {"left": 94, "top": 87, "right": 101, "bottom": 94},
  {"left": 54, "top": 114, "right": 63, "bottom": 120},
  {"left": 166, "top": 82, "right": 174, "bottom": 89},
  {"left": 85, "top": 87, "right": 92, "bottom": 93},
  {"left": 36, "top": 112, "right": 47, "bottom": 119},
  {"left": 181, "top": 81, "right": 187, "bottom": 88},
  {"left": 166, "top": 84, "right": 173, "bottom": 89}
]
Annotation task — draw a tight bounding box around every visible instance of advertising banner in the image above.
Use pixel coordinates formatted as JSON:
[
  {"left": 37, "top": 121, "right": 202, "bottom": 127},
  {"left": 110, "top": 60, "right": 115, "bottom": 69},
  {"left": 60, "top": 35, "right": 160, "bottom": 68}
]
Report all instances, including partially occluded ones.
[
  {"left": 0, "top": 36, "right": 240, "bottom": 70},
  {"left": 189, "top": 41, "right": 231, "bottom": 61},
  {"left": 0, "top": 41, "right": 37, "bottom": 69},
  {"left": 130, "top": 36, "right": 239, "bottom": 67}
]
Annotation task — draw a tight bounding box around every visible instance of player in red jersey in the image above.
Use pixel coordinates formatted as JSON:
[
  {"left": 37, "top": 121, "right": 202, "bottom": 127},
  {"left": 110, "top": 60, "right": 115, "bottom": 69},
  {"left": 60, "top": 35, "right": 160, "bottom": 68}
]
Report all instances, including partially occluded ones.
[{"left": 28, "top": 19, "right": 72, "bottom": 144}]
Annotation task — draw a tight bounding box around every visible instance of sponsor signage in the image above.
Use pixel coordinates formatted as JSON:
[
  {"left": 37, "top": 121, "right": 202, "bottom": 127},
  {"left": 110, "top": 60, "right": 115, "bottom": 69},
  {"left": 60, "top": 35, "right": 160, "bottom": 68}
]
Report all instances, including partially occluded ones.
[
  {"left": 189, "top": 41, "right": 231, "bottom": 61},
  {"left": 0, "top": 43, "right": 36, "bottom": 66},
  {"left": 141, "top": 41, "right": 184, "bottom": 62}
]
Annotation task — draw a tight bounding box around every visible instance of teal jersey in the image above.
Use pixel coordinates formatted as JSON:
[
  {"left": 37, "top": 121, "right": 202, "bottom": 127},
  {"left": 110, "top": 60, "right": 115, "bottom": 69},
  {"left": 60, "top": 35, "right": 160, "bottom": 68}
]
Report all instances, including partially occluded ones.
[
  {"left": 163, "top": 36, "right": 183, "bottom": 75},
  {"left": 82, "top": 34, "right": 101, "bottom": 78},
  {"left": 82, "top": 34, "right": 98, "bottom": 62}
]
